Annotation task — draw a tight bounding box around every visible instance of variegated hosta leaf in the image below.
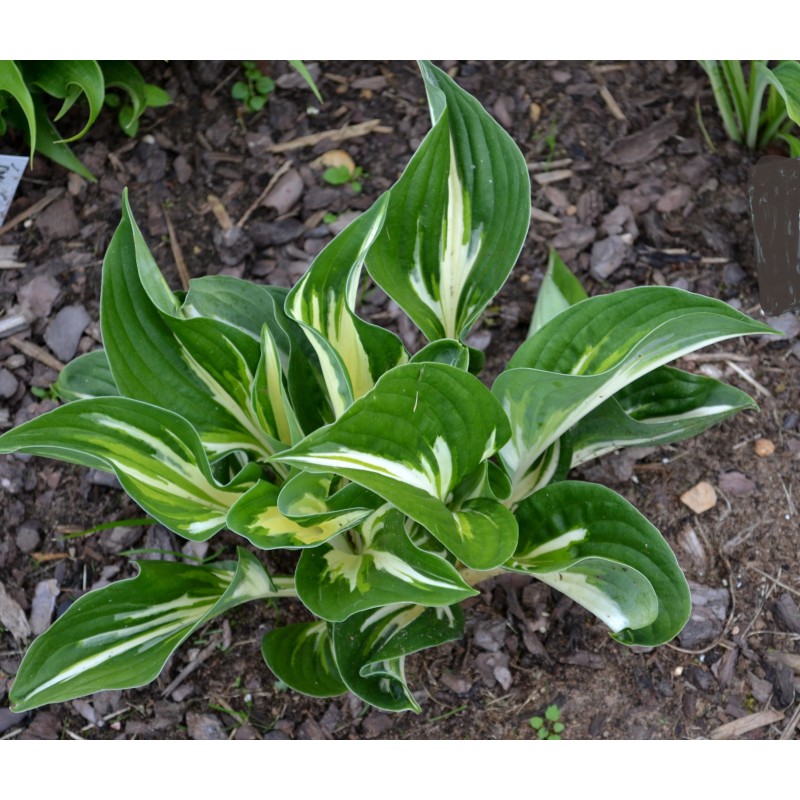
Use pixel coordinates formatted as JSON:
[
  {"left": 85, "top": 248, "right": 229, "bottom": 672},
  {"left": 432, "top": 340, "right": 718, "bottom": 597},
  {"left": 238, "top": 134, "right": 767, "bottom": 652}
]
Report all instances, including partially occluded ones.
[
  {"left": 226, "top": 478, "right": 376, "bottom": 550},
  {"left": 9, "top": 549, "right": 277, "bottom": 712},
  {"left": 332, "top": 603, "right": 464, "bottom": 712},
  {"left": 286, "top": 195, "right": 407, "bottom": 416},
  {"left": 274, "top": 362, "right": 518, "bottom": 570},
  {"left": 0, "top": 397, "right": 258, "bottom": 540},
  {"left": 495, "top": 287, "right": 774, "bottom": 504},
  {"left": 295, "top": 505, "right": 476, "bottom": 622},
  {"left": 187, "top": 276, "right": 334, "bottom": 437},
  {"left": 261, "top": 621, "right": 346, "bottom": 698},
  {"left": 53, "top": 349, "right": 119, "bottom": 401},
  {"left": 571, "top": 366, "right": 757, "bottom": 466},
  {"left": 101, "top": 192, "right": 279, "bottom": 459},
  {"left": 509, "top": 481, "right": 690, "bottom": 646},
  {"left": 367, "top": 60, "right": 531, "bottom": 342},
  {"left": 528, "top": 249, "right": 587, "bottom": 337},
  {"left": 276, "top": 471, "right": 379, "bottom": 524},
  {"left": 410, "top": 338, "right": 471, "bottom": 370}
]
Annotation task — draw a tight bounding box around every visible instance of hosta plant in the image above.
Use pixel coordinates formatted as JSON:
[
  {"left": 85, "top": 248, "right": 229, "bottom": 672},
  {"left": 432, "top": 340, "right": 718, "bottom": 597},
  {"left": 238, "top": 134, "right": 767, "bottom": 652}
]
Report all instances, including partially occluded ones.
[
  {"left": 0, "top": 60, "right": 170, "bottom": 180},
  {"left": 1, "top": 61, "right": 774, "bottom": 714},
  {"left": 699, "top": 60, "right": 800, "bottom": 153}
]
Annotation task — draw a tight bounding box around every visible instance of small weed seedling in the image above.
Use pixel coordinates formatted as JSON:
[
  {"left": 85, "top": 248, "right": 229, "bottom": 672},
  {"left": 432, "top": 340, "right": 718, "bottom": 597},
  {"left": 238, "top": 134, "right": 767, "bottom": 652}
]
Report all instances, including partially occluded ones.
[
  {"left": 232, "top": 62, "right": 275, "bottom": 112},
  {"left": 0, "top": 61, "right": 776, "bottom": 715},
  {"left": 530, "top": 704, "right": 565, "bottom": 740},
  {"left": 323, "top": 163, "right": 365, "bottom": 194}
]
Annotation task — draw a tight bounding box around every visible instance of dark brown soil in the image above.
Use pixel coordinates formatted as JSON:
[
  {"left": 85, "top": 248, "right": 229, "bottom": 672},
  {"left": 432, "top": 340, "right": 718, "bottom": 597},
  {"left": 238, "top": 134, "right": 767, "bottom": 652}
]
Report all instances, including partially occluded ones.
[{"left": 0, "top": 60, "right": 798, "bottom": 740}]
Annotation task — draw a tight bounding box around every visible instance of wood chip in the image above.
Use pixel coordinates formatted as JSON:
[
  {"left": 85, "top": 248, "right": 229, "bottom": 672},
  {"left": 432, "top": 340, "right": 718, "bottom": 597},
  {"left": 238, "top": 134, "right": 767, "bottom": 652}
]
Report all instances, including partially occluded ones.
[
  {"left": 0, "top": 245, "right": 25, "bottom": 270},
  {"left": 205, "top": 194, "right": 233, "bottom": 231},
  {"left": 531, "top": 207, "right": 561, "bottom": 225},
  {"left": 0, "top": 580, "right": 31, "bottom": 640},
  {"left": 709, "top": 708, "right": 783, "bottom": 739},
  {"left": 680, "top": 481, "right": 717, "bottom": 514},
  {"left": 754, "top": 438, "right": 775, "bottom": 457},
  {"left": 533, "top": 169, "right": 573, "bottom": 186}
]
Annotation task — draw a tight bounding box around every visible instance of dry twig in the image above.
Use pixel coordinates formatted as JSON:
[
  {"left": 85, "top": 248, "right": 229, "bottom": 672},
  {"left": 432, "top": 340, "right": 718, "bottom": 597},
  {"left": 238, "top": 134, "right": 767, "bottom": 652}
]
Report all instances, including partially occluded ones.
[
  {"left": 709, "top": 708, "right": 784, "bottom": 739},
  {"left": 163, "top": 208, "right": 190, "bottom": 291},
  {"left": 7, "top": 336, "right": 65, "bottom": 372},
  {"left": 267, "top": 119, "right": 390, "bottom": 154}
]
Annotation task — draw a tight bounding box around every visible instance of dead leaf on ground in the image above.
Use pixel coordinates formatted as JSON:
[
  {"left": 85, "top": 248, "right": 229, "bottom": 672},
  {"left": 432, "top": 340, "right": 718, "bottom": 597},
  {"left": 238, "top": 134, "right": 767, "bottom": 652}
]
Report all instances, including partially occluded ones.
[{"left": 603, "top": 117, "right": 679, "bottom": 166}]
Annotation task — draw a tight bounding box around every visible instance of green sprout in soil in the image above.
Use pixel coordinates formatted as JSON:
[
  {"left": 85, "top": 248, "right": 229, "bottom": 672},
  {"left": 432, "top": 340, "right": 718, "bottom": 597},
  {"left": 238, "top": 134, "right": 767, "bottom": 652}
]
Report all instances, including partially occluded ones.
[
  {"left": 529, "top": 704, "right": 565, "bottom": 740},
  {"left": 323, "top": 164, "right": 366, "bottom": 194},
  {"left": 232, "top": 62, "right": 275, "bottom": 112}
]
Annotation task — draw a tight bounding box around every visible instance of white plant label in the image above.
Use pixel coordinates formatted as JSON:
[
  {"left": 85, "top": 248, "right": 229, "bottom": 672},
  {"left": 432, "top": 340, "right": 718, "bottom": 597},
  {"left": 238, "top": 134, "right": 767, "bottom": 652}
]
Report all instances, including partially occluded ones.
[{"left": 0, "top": 155, "right": 29, "bottom": 226}]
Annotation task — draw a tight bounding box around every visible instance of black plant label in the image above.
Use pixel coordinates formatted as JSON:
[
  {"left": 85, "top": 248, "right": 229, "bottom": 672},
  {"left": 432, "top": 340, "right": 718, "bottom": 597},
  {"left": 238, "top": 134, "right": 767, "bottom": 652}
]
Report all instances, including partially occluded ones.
[{"left": 749, "top": 156, "right": 800, "bottom": 315}]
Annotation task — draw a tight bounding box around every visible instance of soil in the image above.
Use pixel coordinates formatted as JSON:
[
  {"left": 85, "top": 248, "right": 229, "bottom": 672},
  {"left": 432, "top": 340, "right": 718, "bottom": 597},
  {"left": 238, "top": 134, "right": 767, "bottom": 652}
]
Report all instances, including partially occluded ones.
[{"left": 0, "top": 60, "right": 798, "bottom": 741}]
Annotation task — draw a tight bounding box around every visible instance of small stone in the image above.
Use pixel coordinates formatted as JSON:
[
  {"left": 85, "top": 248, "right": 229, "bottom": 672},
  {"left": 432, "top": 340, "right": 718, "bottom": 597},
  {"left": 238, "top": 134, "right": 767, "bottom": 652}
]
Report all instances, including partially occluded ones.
[
  {"left": 99, "top": 525, "right": 143, "bottom": 555},
  {"left": 754, "top": 438, "right": 775, "bottom": 457},
  {"left": 233, "top": 724, "right": 259, "bottom": 740},
  {"left": 765, "top": 312, "right": 800, "bottom": 339},
  {"left": 680, "top": 480, "right": 717, "bottom": 514},
  {"left": 297, "top": 718, "right": 329, "bottom": 739},
  {"left": 783, "top": 412, "right": 799, "bottom": 431},
  {"left": 44, "top": 305, "right": 91, "bottom": 361},
  {"left": 328, "top": 210, "right": 362, "bottom": 235},
  {"left": 174, "top": 154, "right": 193, "bottom": 184},
  {"left": 0, "top": 368, "right": 19, "bottom": 399},
  {"left": 14, "top": 522, "right": 41, "bottom": 554},
  {"left": 0, "top": 707, "right": 27, "bottom": 735},
  {"left": 186, "top": 712, "right": 227, "bottom": 740},
  {"left": 723, "top": 262, "right": 747, "bottom": 285}
]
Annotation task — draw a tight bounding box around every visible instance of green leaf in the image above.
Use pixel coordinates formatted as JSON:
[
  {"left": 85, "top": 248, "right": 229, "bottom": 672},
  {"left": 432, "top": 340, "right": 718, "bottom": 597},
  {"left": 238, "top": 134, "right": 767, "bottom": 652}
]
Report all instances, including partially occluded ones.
[
  {"left": 495, "top": 287, "right": 774, "bottom": 503},
  {"left": 295, "top": 505, "right": 476, "bottom": 622},
  {"left": 0, "top": 60, "right": 37, "bottom": 156},
  {"left": 9, "top": 549, "right": 276, "bottom": 711},
  {"left": 99, "top": 61, "right": 149, "bottom": 134},
  {"left": 332, "top": 603, "right": 464, "bottom": 712},
  {"left": 545, "top": 704, "right": 560, "bottom": 722},
  {"left": 232, "top": 81, "right": 249, "bottom": 100},
  {"left": 367, "top": 60, "right": 531, "bottom": 342},
  {"left": 756, "top": 61, "right": 800, "bottom": 127},
  {"left": 6, "top": 100, "right": 95, "bottom": 180},
  {"left": 0, "top": 397, "right": 257, "bottom": 540},
  {"left": 274, "top": 362, "right": 517, "bottom": 570},
  {"left": 410, "top": 339, "right": 470, "bottom": 370},
  {"left": 101, "top": 192, "right": 277, "bottom": 459},
  {"left": 286, "top": 195, "right": 407, "bottom": 415},
  {"left": 571, "top": 366, "right": 757, "bottom": 466},
  {"left": 227, "top": 478, "right": 376, "bottom": 550},
  {"left": 528, "top": 250, "right": 587, "bottom": 337},
  {"left": 53, "top": 350, "right": 119, "bottom": 402},
  {"left": 20, "top": 61, "right": 105, "bottom": 143},
  {"left": 262, "top": 621, "right": 346, "bottom": 698},
  {"left": 288, "top": 60, "right": 323, "bottom": 103},
  {"left": 323, "top": 165, "right": 352, "bottom": 185},
  {"left": 509, "top": 481, "right": 691, "bottom": 646}
]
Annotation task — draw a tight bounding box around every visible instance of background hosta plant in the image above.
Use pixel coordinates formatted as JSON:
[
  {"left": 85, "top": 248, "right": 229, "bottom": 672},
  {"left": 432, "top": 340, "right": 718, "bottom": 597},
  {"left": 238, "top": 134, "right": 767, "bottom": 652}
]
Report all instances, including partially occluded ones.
[
  {"left": 0, "top": 62, "right": 775, "bottom": 714},
  {"left": 0, "top": 60, "right": 170, "bottom": 180},
  {"left": 699, "top": 60, "right": 800, "bottom": 153}
]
